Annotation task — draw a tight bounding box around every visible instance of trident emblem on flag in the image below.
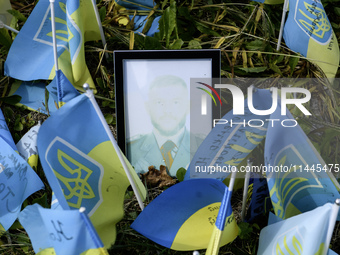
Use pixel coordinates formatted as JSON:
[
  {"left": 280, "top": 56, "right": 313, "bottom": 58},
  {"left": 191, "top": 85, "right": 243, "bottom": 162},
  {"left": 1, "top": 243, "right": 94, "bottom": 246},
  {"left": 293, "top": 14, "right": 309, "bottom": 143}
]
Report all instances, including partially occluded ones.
[
  {"left": 46, "top": 137, "right": 103, "bottom": 216},
  {"left": 295, "top": 0, "right": 332, "bottom": 43},
  {"left": 33, "top": 1, "right": 82, "bottom": 64}
]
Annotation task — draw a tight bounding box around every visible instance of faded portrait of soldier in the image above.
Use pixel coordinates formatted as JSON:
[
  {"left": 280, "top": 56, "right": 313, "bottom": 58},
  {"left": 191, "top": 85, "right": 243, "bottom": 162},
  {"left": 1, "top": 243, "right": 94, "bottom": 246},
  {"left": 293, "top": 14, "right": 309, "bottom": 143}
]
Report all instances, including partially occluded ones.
[{"left": 127, "top": 75, "right": 203, "bottom": 176}]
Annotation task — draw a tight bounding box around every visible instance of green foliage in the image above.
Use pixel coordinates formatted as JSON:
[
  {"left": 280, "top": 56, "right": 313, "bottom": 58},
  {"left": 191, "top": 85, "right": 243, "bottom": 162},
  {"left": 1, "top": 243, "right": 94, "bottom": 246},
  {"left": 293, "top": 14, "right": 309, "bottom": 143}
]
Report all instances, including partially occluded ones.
[
  {"left": 175, "top": 167, "right": 186, "bottom": 182},
  {"left": 0, "top": 29, "right": 12, "bottom": 50},
  {"left": 99, "top": 6, "right": 106, "bottom": 22},
  {"left": 158, "top": 0, "right": 177, "bottom": 48},
  {"left": 104, "top": 113, "right": 114, "bottom": 124},
  {"left": 7, "top": 9, "right": 27, "bottom": 22}
]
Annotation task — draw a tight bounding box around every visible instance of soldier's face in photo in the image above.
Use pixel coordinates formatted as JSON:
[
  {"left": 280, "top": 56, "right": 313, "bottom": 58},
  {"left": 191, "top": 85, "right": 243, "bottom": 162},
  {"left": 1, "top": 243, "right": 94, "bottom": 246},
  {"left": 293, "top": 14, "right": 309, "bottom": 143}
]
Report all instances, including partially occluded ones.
[{"left": 146, "top": 82, "right": 189, "bottom": 137}]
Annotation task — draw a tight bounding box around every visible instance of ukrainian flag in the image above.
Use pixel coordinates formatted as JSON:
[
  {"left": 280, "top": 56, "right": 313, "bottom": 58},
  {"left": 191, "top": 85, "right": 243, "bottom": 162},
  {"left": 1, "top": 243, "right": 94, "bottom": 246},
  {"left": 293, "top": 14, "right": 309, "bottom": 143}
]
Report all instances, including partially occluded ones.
[
  {"left": 4, "top": 0, "right": 101, "bottom": 90},
  {"left": 0, "top": 137, "right": 44, "bottom": 231},
  {"left": 131, "top": 179, "right": 238, "bottom": 251},
  {"left": 0, "top": 108, "right": 16, "bottom": 150},
  {"left": 46, "top": 69, "right": 80, "bottom": 108},
  {"left": 19, "top": 204, "right": 109, "bottom": 255},
  {"left": 283, "top": 0, "right": 339, "bottom": 78},
  {"left": 8, "top": 70, "right": 79, "bottom": 115},
  {"left": 265, "top": 98, "right": 340, "bottom": 220},
  {"left": 115, "top": 0, "right": 161, "bottom": 37},
  {"left": 187, "top": 88, "right": 272, "bottom": 179},
  {"left": 258, "top": 203, "right": 337, "bottom": 254},
  {"left": 37, "top": 93, "right": 146, "bottom": 248}
]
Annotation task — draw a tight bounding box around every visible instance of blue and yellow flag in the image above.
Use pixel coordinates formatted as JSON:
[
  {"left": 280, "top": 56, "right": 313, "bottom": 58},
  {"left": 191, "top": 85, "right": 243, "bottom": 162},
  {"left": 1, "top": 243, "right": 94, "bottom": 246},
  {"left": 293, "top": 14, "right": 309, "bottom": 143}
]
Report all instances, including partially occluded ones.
[
  {"left": 187, "top": 88, "right": 272, "bottom": 179},
  {"left": 131, "top": 179, "right": 238, "bottom": 251},
  {"left": 37, "top": 93, "right": 146, "bottom": 248},
  {"left": 8, "top": 80, "right": 59, "bottom": 114},
  {"left": 257, "top": 203, "right": 337, "bottom": 254},
  {"left": 16, "top": 123, "right": 41, "bottom": 169},
  {"left": 265, "top": 99, "right": 340, "bottom": 220},
  {"left": 0, "top": 137, "right": 44, "bottom": 231},
  {"left": 4, "top": 0, "right": 101, "bottom": 90},
  {"left": 283, "top": 0, "right": 339, "bottom": 78},
  {"left": 9, "top": 71, "right": 79, "bottom": 115},
  {"left": 115, "top": 0, "right": 161, "bottom": 37},
  {"left": 245, "top": 174, "right": 272, "bottom": 222},
  {"left": 46, "top": 69, "right": 80, "bottom": 109},
  {"left": 206, "top": 172, "right": 237, "bottom": 255},
  {"left": 18, "top": 204, "right": 108, "bottom": 255},
  {"left": 0, "top": 108, "right": 16, "bottom": 150}
]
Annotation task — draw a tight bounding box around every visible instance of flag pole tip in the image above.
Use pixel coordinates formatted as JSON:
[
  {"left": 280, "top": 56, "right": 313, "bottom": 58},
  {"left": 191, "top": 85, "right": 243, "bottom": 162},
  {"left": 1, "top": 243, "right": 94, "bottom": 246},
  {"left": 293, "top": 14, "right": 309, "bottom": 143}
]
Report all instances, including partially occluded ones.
[
  {"left": 79, "top": 207, "right": 86, "bottom": 213},
  {"left": 83, "top": 83, "right": 90, "bottom": 91},
  {"left": 193, "top": 251, "right": 200, "bottom": 255},
  {"left": 335, "top": 198, "right": 340, "bottom": 206}
]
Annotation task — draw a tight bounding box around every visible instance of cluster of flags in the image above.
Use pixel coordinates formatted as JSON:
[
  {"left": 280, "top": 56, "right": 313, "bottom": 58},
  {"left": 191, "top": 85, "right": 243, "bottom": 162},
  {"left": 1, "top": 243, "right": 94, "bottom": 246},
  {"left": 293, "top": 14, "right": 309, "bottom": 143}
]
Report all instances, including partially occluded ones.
[
  {"left": 4, "top": 0, "right": 101, "bottom": 90},
  {"left": 254, "top": 0, "right": 339, "bottom": 78},
  {"left": 1, "top": 0, "right": 340, "bottom": 254},
  {"left": 185, "top": 87, "right": 340, "bottom": 254},
  {"left": 282, "top": 0, "right": 339, "bottom": 78},
  {"left": 1, "top": 85, "right": 147, "bottom": 252},
  {"left": 1, "top": 0, "right": 149, "bottom": 253}
]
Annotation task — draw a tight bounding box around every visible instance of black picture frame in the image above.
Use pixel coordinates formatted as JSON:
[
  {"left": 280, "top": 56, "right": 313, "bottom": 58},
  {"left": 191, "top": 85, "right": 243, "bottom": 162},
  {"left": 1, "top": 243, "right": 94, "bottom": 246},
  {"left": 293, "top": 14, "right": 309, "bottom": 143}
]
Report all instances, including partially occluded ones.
[{"left": 114, "top": 49, "right": 220, "bottom": 174}]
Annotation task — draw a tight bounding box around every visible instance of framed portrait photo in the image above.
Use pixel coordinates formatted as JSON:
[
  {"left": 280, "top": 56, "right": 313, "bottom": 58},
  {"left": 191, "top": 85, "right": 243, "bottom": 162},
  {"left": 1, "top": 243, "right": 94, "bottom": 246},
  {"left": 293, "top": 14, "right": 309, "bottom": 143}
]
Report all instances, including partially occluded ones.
[{"left": 114, "top": 49, "right": 220, "bottom": 176}]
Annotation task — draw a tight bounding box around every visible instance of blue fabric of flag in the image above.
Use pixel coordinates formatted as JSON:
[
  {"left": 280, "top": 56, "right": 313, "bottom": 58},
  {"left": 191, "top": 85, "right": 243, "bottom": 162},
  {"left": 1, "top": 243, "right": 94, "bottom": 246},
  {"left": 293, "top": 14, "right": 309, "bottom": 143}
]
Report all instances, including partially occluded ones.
[
  {"left": 37, "top": 93, "right": 110, "bottom": 213},
  {"left": 245, "top": 174, "right": 272, "bottom": 222},
  {"left": 283, "top": 0, "right": 339, "bottom": 78},
  {"left": 257, "top": 203, "right": 337, "bottom": 254},
  {"left": 0, "top": 108, "right": 16, "bottom": 150},
  {"left": 186, "top": 88, "right": 272, "bottom": 179},
  {"left": 46, "top": 69, "right": 80, "bottom": 105},
  {"left": 4, "top": 0, "right": 101, "bottom": 90},
  {"left": 51, "top": 192, "right": 62, "bottom": 210},
  {"left": 283, "top": 0, "right": 332, "bottom": 56},
  {"left": 18, "top": 203, "right": 105, "bottom": 254},
  {"left": 8, "top": 80, "right": 59, "bottom": 114},
  {"left": 0, "top": 137, "right": 44, "bottom": 230},
  {"left": 131, "top": 179, "right": 235, "bottom": 250},
  {"left": 215, "top": 185, "right": 232, "bottom": 231},
  {"left": 265, "top": 100, "right": 340, "bottom": 220},
  {"left": 37, "top": 92, "right": 146, "bottom": 248},
  {"left": 116, "top": 0, "right": 160, "bottom": 36}
]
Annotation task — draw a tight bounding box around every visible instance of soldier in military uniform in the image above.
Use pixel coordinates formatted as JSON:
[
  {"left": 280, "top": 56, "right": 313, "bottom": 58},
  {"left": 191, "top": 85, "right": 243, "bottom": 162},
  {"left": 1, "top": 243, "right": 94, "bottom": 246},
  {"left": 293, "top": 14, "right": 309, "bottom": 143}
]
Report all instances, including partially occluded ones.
[{"left": 127, "top": 75, "right": 203, "bottom": 176}]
